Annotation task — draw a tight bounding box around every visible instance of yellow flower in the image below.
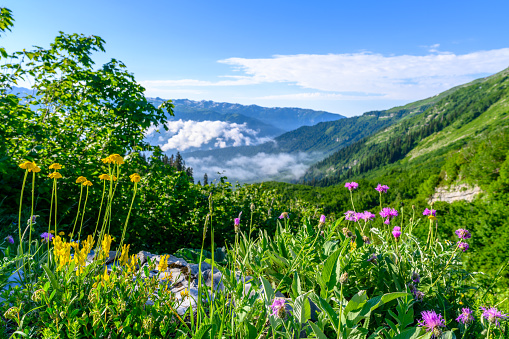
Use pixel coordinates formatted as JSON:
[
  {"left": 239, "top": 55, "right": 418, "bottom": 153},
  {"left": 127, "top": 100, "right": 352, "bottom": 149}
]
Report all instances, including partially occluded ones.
[
  {"left": 158, "top": 254, "right": 169, "bottom": 272},
  {"left": 180, "top": 288, "right": 189, "bottom": 300},
  {"left": 76, "top": 176, "right": 87, "bottom": 184},
  {"left": 108, "top": 154, "right": 124, "bottom": 165},
  {"left": 19, "top": 161, "right": 35, "bottom": 170},
  {"left": 101, "top": 267, "right": 110, "bottom": 283},
  {"left": 59, "top": 231, "right": 65, "bottom": 236},
  {"left": 129, "top": 173, "right": 141, "bottom": 183},
  {"left": 111, "top": 175, "right": 117, "bottom": 181},
  {"left": 48, "top": 172, "right": 63, "bottom": 179},
  {"left": 29, "top": 165, "right": 41, "bottom": 173},
  {"left": 126, "top": 254, "right": 137, "bottom": 274},
  {"left": 101, "top": 156, "right": 114, "bottom": 164},
  {"left": 113, "top": 156, "right": 124, "bottom": 165},
  {"left": 99, "top": 234, "right": 113, "bottom": 261},
  {"left": 428, "top": 215, "right": 437, "bottom": 221},
  {"left": 119, "top": 244, "right": 130, "bottom": 266},
  {"left": 49, "top": 163, "right": 62, "bottom": 170},
  {"left": 82, "top": 180, "right": 93, "bottom": 186},
  {"left": 49, "top": 230, "right": 55, "bottom": 234},
  {"left": 98, "top": 174, "right": 110, "bottom": 180}
]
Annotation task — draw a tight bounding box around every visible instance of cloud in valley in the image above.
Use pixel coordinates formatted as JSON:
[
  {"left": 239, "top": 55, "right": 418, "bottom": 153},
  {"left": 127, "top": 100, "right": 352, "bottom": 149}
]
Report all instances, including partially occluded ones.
[
  {"left": 187, "top": 152, "right": 315, "bottom": 183},
  {"left": 144, "top": 120, "right": 272, "bottom": 152}
]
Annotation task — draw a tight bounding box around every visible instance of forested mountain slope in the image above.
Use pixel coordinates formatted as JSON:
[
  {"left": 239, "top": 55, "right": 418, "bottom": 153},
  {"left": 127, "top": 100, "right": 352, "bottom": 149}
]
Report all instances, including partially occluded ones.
[{"left": 301, "top": 67, "right": 509, "bottom": 186}]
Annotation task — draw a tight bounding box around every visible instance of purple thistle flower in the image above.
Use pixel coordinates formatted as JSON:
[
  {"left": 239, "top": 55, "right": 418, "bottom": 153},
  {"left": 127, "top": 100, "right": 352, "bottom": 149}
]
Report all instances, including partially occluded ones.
[
  {"left": 418, "top": 310, "right": 446, "bottom": 337},
  {"left": 423, "top": 208, "right": 437, "bottom": 217},
  {"left": 413, "top": 289, "right": 425, "bottom": 301},
  {"left": 278, "top": 212, "right": 289, "bottom": 219},
  {"left": 375, "top": 184, "right": 389, "bottom": 193},
  {"left": 455, "top": 229, "right": 471, "bottom": 239},
  {"left": 456, "top": 308, "right": 474, "bottom": 325},
  {"left": 344, "top": 182, "right": 359, "bottom": 191},
  {"left": 344, "top": 210, "right": 358, "bottom": 222},
  {"left": 384, "top": 218, "right": 391, "bottom": 225},
  {"left": 270, "top": 298, "right": 286, "bottom": 317},
  {"left": 392, "top": 226, "right": 401, "bottom": 239},
  {"left": 40, "top": 232, "right": 54, "bottom": 242},
  {"left": 319, "top": 215, "right": 326, "bottom": 223},
  {"left": 457, "top": 241, "right": 469, "bottom": 252},
  {"left": 380, "top": 207, "right": 398, "bottom": 219},
  {"left": 480, "top": 306, "right": 508, "bottom": 327},
  {"left": 5, "top": 235, "right": 14, "bottom": 244},
  {"left": 361, "top": 211, "right": 376, "bottom": 221},
  {"left": 234, "top": 218, "right": 240, "bottom": 226}
]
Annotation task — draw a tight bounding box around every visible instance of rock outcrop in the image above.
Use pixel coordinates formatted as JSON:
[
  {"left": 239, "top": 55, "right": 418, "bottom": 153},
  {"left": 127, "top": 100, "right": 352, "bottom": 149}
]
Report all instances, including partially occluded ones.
[{"left": 430, "top": 184, "right": 482, "bottom": 204}]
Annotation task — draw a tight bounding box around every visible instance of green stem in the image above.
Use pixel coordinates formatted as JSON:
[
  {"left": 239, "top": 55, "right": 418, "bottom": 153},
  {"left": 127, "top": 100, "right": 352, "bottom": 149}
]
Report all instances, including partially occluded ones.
[
  {"left": 338, "top": 283, "right": 344, "bottom": 338},
  {"left": 77, "top": 185, "right": 90, "bottom": 243},
  {"left": 93, "top": 180, "right": 107, "bottom": 242},
  {"left": 47, "top": 179, "right": 55, "bottom": 263},
  {"left": 429, "top": 243, "right": 460, "bottom": 289},
  {"left": 115, "top": 183, "right": 138, "bottom": 265},
  {"left": 71, "top": 185, "right": 84, "bottom": 239},
  {"left": 18, "top": 170, "right": 29, "bottom": 256}
]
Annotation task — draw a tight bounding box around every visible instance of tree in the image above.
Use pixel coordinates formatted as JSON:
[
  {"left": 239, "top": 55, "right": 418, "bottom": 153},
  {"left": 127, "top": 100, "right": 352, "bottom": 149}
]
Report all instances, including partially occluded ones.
[
  {"left": 186, "top": 167, "right": 194, "bottom": 183},
  {"left": 1, "top": 28, "right": 174, "bottom": 175},
  {"left": 203, "top": 173, "right": 208, "bottom": 185},
  {"left": 175, "top": 152, "right": 184, "bottom": 172}
]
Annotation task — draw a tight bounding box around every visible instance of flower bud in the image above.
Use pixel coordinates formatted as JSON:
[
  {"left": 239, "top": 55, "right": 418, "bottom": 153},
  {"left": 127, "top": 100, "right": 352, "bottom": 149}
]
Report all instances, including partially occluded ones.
[{"left": 339, "top": 272, "right": 349, "bottom": 284}]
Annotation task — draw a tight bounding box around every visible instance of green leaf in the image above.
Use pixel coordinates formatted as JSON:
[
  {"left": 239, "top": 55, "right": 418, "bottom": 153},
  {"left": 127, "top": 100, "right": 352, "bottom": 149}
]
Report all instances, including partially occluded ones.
[
  {"left": 260, "top": 276, "right": 274, "bottom": 303},
  {"left": 192, "top": 324, "right": 212, "bottom": 339},
  {"left": 294, "top": 293, "right": 311, "bottom": 325},
  {"left": 291, "top": 271, "right": 302, "bottom": 299},
  {"left": 42, "top": 264, "right": 60, "bottom": 292},
  {"left": 392, "top": 327, "right": 424, "bottom": 339},
  {"left": 321, "top": 246, "right": 342, "bottom": 297},
  {"left": 309, "top": 321, "right": 328, "bottom": 339}
]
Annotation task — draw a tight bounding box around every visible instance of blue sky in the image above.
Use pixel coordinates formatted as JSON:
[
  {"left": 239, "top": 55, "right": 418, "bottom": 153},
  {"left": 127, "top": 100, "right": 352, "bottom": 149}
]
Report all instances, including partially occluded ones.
[{"left": 2, "top": 0, "right": 509, "bottom": 116}]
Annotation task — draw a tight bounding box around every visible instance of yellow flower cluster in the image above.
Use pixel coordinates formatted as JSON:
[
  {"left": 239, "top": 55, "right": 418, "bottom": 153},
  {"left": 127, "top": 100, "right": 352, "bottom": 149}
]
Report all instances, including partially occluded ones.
[
  {"left": 119, "top": 244, "right": 130, "bottom": 266},
  {"left": 99, "top": 234, "right": 113, "bottom": 261},
  {"left": 49, "top": 163, "right": 62, "bottom": 170},
  {"left": 48, "top": 163, "right": 63, "bottom": 179},
  {"left": 76, "top": 176, "right": 87, "bottom": 184},
  {"left": 98, "top": 174, "right": 117, "bottom": 181},
  {"left": 126, "top": 254, "right": 137, "bottom": 274},
  {"left": 71, "top": 235, "right": 95, "bottom": 275},
  {"left": 180, "top": 288, "right": 189, "bottom": 300},
  {"left": 101, "top": 154, "right": 124, "bottom": 165},
  {"left": 48, "top": 172, "right": 62, "bottom": 179},
  {"left": 19, "top": 161, "right": 41, "bottom": 173},
  {"left": 129, "top": 173, "right": 141, "bottom": 183},
  {"left": 158, "top": 255, "right": 169, "bottom": 272},
  {"left": 53, "top": 236, "right": 72, "bottom": 271}
]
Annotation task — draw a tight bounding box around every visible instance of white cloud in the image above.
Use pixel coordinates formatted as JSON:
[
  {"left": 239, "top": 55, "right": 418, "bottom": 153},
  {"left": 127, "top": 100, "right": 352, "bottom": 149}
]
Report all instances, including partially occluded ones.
[
  {"left": 141, "top": 48, "right": 509, "bottom": 102},
  {"left": 187, "top": 152, "right": 314, "bottom": 183},
  {"left": 145, "top": 119, "right": 272, "bottom": 152}
]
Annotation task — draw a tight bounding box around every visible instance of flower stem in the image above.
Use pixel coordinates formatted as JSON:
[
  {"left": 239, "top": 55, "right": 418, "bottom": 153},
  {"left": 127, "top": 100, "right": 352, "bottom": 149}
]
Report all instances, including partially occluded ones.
[{"left": 71, "top": 185, "right": 84, "bottom": 239}]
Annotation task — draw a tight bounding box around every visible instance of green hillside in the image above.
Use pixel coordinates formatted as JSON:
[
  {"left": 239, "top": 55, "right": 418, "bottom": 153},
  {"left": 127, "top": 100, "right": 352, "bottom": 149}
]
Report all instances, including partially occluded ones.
[{"left": 302, "top": 67, "right": 509, "bottom": 185}]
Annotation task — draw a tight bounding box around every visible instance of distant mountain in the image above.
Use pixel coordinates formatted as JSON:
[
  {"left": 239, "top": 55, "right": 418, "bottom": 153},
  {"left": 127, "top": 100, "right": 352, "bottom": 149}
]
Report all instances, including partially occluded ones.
[
  {"left": 301, "top": 67, "right": 509, "bottom": 185},
  {"left": 144, "top": 97, "right": 344, "bottom": 154},
  {"left": 161, "top": 98, "right": 344, "bottom": 132}
]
